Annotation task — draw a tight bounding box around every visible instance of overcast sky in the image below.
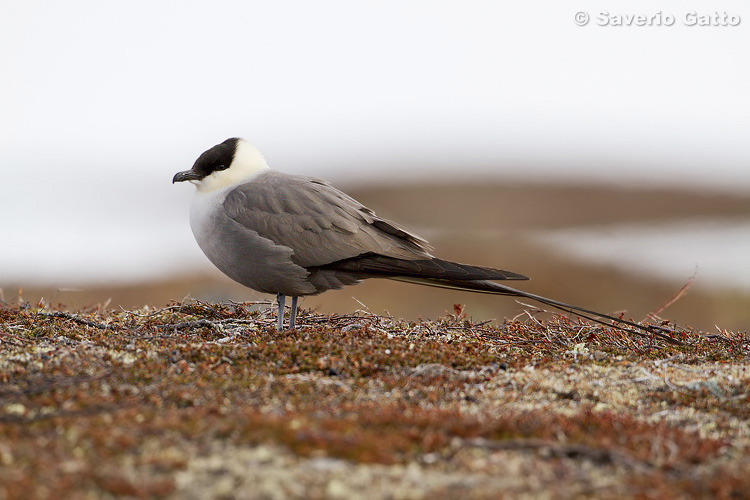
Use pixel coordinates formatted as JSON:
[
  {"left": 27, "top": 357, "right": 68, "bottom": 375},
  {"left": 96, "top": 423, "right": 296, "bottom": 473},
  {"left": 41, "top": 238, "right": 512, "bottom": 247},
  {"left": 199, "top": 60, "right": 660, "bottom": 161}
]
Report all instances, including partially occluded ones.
[{"left": 3, "top": 0, "right": 749, "bottom": 185}]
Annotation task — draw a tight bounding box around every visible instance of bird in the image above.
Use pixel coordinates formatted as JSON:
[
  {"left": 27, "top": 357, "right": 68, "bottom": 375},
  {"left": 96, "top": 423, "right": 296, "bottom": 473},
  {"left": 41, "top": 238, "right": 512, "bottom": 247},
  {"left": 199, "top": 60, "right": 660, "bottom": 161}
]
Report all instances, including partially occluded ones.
[{"left": 173, "top": 137, "right": 668, "bottom": 341}]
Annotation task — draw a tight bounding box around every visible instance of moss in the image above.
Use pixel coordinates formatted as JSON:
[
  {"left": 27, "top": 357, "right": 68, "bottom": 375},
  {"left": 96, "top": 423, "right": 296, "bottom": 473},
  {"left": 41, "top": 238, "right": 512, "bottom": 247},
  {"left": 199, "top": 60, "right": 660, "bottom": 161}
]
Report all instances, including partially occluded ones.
[{"left": 0, "top": 300, "right": 748, "bottom": 498}]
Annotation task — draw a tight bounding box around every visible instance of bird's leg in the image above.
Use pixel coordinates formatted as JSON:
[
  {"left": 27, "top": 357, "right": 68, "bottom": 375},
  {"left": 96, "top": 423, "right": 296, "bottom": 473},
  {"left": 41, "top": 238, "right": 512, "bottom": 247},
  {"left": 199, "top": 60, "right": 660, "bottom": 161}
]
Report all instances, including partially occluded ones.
[
  {"left": 276, "top": 293, "right": 285, "bottom": 331},
  {"left": 289, "top": 296, "right": 298, "bottom": 329}
]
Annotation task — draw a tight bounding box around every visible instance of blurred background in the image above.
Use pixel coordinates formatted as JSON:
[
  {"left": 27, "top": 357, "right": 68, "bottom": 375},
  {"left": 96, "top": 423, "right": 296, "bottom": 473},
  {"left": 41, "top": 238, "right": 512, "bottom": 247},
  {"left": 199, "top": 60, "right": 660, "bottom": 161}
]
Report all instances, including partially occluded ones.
[{"left": 2, "top": 1, "right": 749, "bottom": 331}]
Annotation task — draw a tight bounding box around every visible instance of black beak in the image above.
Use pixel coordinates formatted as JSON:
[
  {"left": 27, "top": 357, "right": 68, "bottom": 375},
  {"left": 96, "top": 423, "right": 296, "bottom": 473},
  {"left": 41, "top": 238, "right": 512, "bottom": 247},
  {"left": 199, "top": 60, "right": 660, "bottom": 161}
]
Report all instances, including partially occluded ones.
[{"left": 172, "top": 170, "right": 202, "bottom": 183}]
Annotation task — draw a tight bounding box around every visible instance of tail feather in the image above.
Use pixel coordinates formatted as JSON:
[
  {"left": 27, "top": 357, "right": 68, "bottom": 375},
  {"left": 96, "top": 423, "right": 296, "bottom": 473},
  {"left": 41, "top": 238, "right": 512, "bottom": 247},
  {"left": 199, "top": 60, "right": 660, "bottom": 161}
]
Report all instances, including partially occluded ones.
[
  {"left": 322, "top": 254, "right": 679, "bottom": 344},
  {"left": 390, "top": 277, "right": 679, "bottom": 344}
]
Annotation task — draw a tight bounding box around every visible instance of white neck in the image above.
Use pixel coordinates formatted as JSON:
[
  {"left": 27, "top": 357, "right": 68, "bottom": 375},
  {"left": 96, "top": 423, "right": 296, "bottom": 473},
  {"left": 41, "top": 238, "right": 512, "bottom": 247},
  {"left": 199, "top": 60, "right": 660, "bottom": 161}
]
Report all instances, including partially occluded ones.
[{"left": 196, "top": 140, "right": 270, "bottom": 193}]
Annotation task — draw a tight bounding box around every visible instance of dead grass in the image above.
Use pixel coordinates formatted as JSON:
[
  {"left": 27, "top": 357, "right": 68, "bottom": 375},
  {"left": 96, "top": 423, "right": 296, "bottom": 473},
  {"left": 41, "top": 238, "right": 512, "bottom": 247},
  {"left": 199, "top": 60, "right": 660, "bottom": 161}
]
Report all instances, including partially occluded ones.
[{"left": 1, "top": 299, "right": 749, "bottom": 499}]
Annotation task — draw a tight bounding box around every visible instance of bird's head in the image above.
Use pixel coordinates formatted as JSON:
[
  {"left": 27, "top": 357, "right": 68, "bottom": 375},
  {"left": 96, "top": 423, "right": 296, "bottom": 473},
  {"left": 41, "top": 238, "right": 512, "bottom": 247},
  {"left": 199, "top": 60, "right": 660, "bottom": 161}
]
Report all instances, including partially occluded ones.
[{"left": 172, "top": 138, "right": 269, "bottom": 192}]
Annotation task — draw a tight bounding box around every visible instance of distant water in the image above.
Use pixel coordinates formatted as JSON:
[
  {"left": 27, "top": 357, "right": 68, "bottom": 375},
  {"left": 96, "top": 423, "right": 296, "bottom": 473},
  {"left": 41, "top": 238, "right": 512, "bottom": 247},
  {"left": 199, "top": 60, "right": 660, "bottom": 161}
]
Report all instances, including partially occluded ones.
[
  {"left": 2, "top": 212, "right": 212, "bottom": 285},
  {"left": 533, "top": 219, "right": 750, "bottom": 291},
  {"left": 5, "top": 210, "right": 750, "bottom": 292},
  {"left": 2, "top": 163, "right": 750, "bottom": 290},
  {"left": 1, "top": 167, "right": 214, "bottom": 286}
]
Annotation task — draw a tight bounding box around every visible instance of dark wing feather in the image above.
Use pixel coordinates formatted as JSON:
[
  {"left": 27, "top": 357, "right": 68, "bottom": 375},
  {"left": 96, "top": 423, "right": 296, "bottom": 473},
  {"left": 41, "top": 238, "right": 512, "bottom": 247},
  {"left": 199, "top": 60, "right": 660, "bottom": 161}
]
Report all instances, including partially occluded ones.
[{"left": 319, "top": 253, "right": 529, "bottom": 281}]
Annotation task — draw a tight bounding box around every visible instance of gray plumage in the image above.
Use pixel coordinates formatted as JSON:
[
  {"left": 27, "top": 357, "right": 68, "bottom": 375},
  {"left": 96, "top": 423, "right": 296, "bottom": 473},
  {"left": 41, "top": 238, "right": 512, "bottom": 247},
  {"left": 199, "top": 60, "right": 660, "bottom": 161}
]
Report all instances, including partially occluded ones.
[
  {"left": 173, "top": 138, "right": 669, "bottom": 342},
  {"left": 222, "top": 171, "right": 431, "bottom": 293}
]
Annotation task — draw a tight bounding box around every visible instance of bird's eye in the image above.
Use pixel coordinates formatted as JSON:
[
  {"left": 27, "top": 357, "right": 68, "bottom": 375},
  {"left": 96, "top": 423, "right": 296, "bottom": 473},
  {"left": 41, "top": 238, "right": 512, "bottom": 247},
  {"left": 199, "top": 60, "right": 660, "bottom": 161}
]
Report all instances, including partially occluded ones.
[{"left": 215, "top": 164, "right": 229, "bottom": 171}]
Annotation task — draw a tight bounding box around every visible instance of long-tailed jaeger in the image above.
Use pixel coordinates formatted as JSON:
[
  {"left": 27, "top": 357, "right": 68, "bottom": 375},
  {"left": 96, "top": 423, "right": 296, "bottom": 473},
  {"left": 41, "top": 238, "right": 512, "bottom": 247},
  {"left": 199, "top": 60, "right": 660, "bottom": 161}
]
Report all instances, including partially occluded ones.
[{"left": 173, "top": 137, "right": 665, "bottom": 341}]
